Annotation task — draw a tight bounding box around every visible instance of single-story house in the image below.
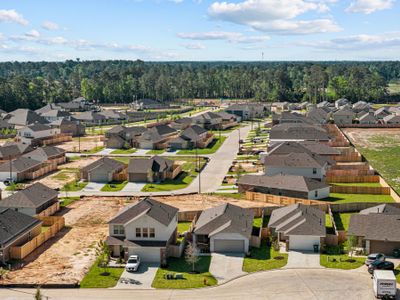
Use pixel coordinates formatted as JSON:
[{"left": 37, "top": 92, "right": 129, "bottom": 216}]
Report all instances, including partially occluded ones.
[
  {"left": 335, "top": 98, "right": 349, "bottom": 109},
  {"left": 360, "top": 204, "right": 400, "bottom": 215},
  {"left": 170, "top": 117, "right": 193, "bottom": 130},
  {"left": 23, "top": 146, "right": 66, "bottom": 165},
  {"left": 348, "top": 213, "right": 400, "bottom": 255},
  {"left": 192, "top": 112, "right": 223, "bottom": 130},
  {"left": 40, "top": 109, "right": 71, "bottom": 122},
  {"left": 192, "top": 203, "right": 254, "bottom": 254},
  {"left": 306, "top": 108, "right": 331, "bottom": 124},
  {"left": 128, "top": 156, "right": 180, "bottom": 182},
  {"left": 225, "top": 103, "right": 269, "bottom": 120},
  {"left": 268, "top": 203, "right": 326, "bottom": 251},
  {"left": 374, "top": 107, "right": 390, "bottom": 119},
  {"left": 73, "top": 111, "right": 106, "bottom": 125},
  {"left": 0, "top": 208, "right": 42, "bottom": 263},
  {"left": 237, "top": 174, "right": 330, "bottom": 200},
  {"left": 269, "top": 123, "right": 331, "bottom": 146},
  {"left": 0, "top": 157, "right": 43, "bottom": 182},
  {"left": 81, "top": 157, "right": 125, "bottom": 182},
  {"left": 4, "top": 109, "right": 48, "bottom": 127},
  {"left": 0, "top": 182, "right": 58, "bottom": 216},
  {"left": 383, "top": 114, "right": 400, "bottom": 124},
  {"left": 358, "top": 112, "right": 378, "bottom": 124},
  {"left": 0, "top": 143, "right": 34, "bottom": 162},
  {"left": 135, "top": 125, "right": 177, "bottom": 150},
  {"left": 169, "top": 125, "right": 213, "bottom": 150},
  {"left": 105, "top": 197, "right": 178, "bottom": 264},
  {"left": 268, "top": 141, "right": 340, "bottom": 157},
  {"left": 332, "top": 108, "right": 354, "bottom": 126},
  {"left": 105, "top": 125, "right": 146, "bottom": 149},
  {"left": 49, "top": 119, "right": 85, "bottom": 137}
]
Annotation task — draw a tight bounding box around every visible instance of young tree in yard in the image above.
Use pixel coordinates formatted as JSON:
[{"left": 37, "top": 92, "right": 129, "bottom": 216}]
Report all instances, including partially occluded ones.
[
  {"left": 185, "top": 242, "right": 199, "bottom": 273},
  {"left": 236, "top": 164, "right": 244, "bottom": 181},
  {"left": 34, "top": 287, "right": 42, "bottom": 300},
  {"left": 96, "top": 240, "right": 111, "bottom": 275},
  {"left": 347, "top": 235, "right": 357, "bottom": 259}
]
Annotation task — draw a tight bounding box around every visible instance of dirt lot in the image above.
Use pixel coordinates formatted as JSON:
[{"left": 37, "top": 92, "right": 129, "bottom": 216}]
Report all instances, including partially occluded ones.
[
  {"left": 343, "top": 128, "right": 400, "bottom": 148},
  {"left": 57, "top": 135, "right": 104, "bottom": 152}
]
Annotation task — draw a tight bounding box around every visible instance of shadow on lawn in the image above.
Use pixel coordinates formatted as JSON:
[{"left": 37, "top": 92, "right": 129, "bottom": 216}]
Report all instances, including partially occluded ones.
[{"left": 161, "top": 256, "right": 212, "bottom": 273}]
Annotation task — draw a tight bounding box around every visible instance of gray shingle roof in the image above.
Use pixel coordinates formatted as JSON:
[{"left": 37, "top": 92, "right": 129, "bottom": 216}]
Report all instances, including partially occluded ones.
[
  {"left": 238, "top": 174, "right": 329, "bottom": 192},
  {"left": 26, "top": 123, "right": 52, "bottom": 132},
  {"left": 194, "top": 203, "right": 254, "bottom": 238},
  {"left": 23, "top": 146, "right": 65, "bottom": 161},
  {"left": 82, "top": 157, "right": 125, "bottom": 173},
  {"left": 109, "top": 197, "right": 178, "bottom": 226},
  {"left": 268, "top": 141, "right": 340, "bottom": 156},
  {"left": 127, "top": 156, "right": 173, "bottom": 174},
  {"left": 2, "top": 142, "right": 33, "bottom": 154},
  {"left": 0, "top": 157, "right": 42, "bottom": 173},
  {"left": 348, "top": 214, "right": 400, "bottom": 242},
  {"left": 7, "top": 109, "right": 48, "bottom": 126},
  {"left": 0, "top": 182, "right": 58, "bottom": 209},
  {"left": 269, "top": 123, "right": 330, "bottom": 141},
  {"left": 264, "top": 152, "right": 329, "bottom": 168},
  {"left": 180, "top": 125, "right": 207, "bottom": 142},
  {"left": 150, "top": 125, "right": 177, "bottom": 136},
  {"left": 268, "top": 204, "right": 325, "bottom": 236},
  {"left": 360, "top": 204, "right": 400, "bottom": 215},
  {"left": 0, "top": 208, "right": 42, "bottom": 245}
]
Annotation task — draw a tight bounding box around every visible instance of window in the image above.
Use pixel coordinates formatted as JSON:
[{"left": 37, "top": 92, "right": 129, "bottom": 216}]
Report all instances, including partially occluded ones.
[
  {"left": 142, "top": 228, "right": 148, "bottom": 238},
  {"left": 149, "top": 228, "right": 155, "bottom": 238},
  {"left": 312, "top": 168, "right": 317, "bottom": 174},
  {"left": 315, "top": 190, "right": 318, "bottom": 197},
  {"left": 136, "top": 228, "right": 141, "bottom": 238},
  {"left": 113, "top": 225, "right": 125, "bottom": 235}
]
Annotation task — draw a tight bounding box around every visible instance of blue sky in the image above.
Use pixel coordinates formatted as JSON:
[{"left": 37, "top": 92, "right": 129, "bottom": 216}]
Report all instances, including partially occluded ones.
[{"left": 0, "top": 0, "right": 399, "bottom": 61}]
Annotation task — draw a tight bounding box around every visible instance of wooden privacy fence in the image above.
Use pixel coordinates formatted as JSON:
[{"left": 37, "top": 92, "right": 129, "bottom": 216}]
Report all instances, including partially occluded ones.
[
  {"left": 10, "top": 216, "right": 65, "bottom": 260},
  {"left": 42, "top": 134, "right": 72, "bottom": 146},
  {"left": 25, "top": 163, "right": 58, "bottom": 180},
  {"left": 331, "top": 163, "right": 370, "bottom": 171},
  {"left": 167, "top": 164, "right": 182, "bottom": 179},
  {"left": 245, "top": 191, "right": 331, "bottom": 206},
  {"left": 330, "top": 185, "right": 391, "bottom": 195},
  {"left": 331, "top": 154, "right": 362, "bottom": 162},
  {"left": 326, "top": 175, "right": 380, "bottom": 183},
  {"left": 35, "top": 202, "right": 60, "bottom": 217},
  {"left": 112, "top": 168, "right": 127, "bottom": 182},
  {"left": 326, "top": 169, "right": 374, "bottom": 176}
]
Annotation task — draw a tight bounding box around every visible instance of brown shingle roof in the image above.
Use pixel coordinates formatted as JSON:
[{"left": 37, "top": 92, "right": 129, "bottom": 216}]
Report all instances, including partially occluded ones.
[{"left": 348, "top": 214, "right": 400, "bottom": 242}]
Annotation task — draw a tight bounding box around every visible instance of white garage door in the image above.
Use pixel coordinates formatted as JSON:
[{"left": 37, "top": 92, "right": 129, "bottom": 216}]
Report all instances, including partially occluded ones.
[
  {"left": 128, "top": 247, "right": 161, "bottom": 263},
  {"left": 89, "top": 171, "right": 110, "bottom": 183},
  {"left": 214, "top": 239, "right": 244, "bottom": 253},
  {"left": 289, "top": 235, "right": 320, "bottom": 251}
]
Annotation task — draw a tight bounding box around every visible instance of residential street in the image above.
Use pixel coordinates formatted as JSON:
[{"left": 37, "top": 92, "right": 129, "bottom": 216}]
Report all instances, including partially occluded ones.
[
  {"left": 0, "top": 268, "right": 383, "bottom": 300},
  {"left": 59, "top": 124, "right": 252, "bottom": 198}
]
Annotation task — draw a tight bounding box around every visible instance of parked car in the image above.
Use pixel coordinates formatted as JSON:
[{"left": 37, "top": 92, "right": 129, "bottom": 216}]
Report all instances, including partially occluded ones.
[
  {"left": 365, "top": 253, "right": 385, "bottom": 266},
  {"left": 3, "top": 178, "right": 15, "bottom": 186},
  {"left": 125, "top": 255, "right": 141, "bottom": 272},
  {"left": 393, "top": 249, "right": 400, "bottom": 258},
  {"left": 252, "top": 137, "right": 264, "bottom": 143},
  {"left": 368, "top": 260, "right": 395, "bottom": 274}
]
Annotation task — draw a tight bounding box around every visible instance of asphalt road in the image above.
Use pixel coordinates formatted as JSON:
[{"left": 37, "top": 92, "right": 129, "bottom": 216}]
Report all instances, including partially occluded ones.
[
  {"left": 0, "top": 268, "right": 385, "bottom": 300},
  {"left": 59, "top": 124, "right": 252, "bottom": 198}
]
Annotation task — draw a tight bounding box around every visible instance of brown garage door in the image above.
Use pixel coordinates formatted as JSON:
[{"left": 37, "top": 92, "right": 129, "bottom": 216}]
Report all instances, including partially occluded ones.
[
  {"left": 214, "top": 239, "right": 244, "bottom": 253},
  {"left": 369, "top": 240, "right": 400, "bottom": 255}
]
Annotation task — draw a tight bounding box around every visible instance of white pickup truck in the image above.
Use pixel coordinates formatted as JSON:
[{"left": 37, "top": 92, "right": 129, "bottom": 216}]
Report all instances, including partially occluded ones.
[{"left": 373, "top": 270, "right": 397, "bottom": 299}]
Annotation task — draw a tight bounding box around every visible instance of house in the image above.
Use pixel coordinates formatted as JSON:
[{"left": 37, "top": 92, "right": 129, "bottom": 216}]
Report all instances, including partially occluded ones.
[
  {"left": 348, "top": 213, "right": 400, "bottom": 255},
  {"left": 374, "top": 107, "right": 390, "bottom": 119},
  {"left": 105, "top": 197, "right": 178, "bottom": 264},
  {"left": 215, "top": 111, "right": 239, "bottom": 129},
  {"left": 317, "top": 101, "right": 330, "bottom": 108},
  {"left": 238, "top": 174, "right": 330, "bottom": 200},
  {"left": 264, "top": 151, "right": 332, "bottom": 180},
  {"left": 271, "top": 102, "right": 289, "bottom": 113},
  {"left": 352, "top": 101, "right": 371, "bottom": 114},
  {"left": 0, "top": 183, "right": 58, "bottom": 216},
  {"left": 127, "top": 156, "right": 180, "bottom": 182},
  {"left": 0, "top": 208, "right": 42, "bottom": 263},
  {"left": 268, "top": 204, "right": 325, "bottom": 251},
  {"left": 169, "top": 125, "right": 214, "bottom": 150},
  {"left": 0, "top": 143, "right": 34, "bottom": 162},
  {"left": 360, "top": 204, "right": 400, "bottom": 215},
  {"left": 81, "top": 157, "right": 125, "bottom": 182},
  {"left": 192, "top": 112, "right": 223, "bottom": 130},
  {"left": 358, "top": 112, "right": 378, "bottom": 124},
  {"left": 269, "top": 123, "right": 331, "bottom": 146},
  {"left": 97, "top": 110, "right": 127, "bottom": 122},
  {"left": 277, "top": 111, "right": 314, "bottom": 125},
  {"left": 105, "top": 125, "right": 146, "bottom": 149},
  {"left": 135, "top": 125, "right": 177, "bottom": 150},
  {"left": 5, "top": 109, "right": 48, "bottom": 127},
  {"left": 23, "top": 146, "right": 66, "bottom": 165},
  {"left": 0, "top": 157, "right": 43, "bottom": 182},
  {"left": 306, "top": 108, "right": 331, "bottom": 124},
  {"left": 58, "top": 97, "right": 96, "bottom": 112},
  {"left": 40, "top": 109, "right": 71, "bottom": 122},
  {"left": 17, "top": 124, "right": 60, "bottom": 145},
  {"left": 332, "top": 108, "right": 354, "bottom": 126},
  {"left": 0, "top": 119, "right": 15, "bottom": 132},
  {"left": 170, "top": 117, "right": 193, "bottom": 130},
  {"left": 335, "top": 98, "right": 349, "bottom": 109},
  {"left": 192, "top": 203, "right": 254, "bottom": 253},
  {"left": 267, "top": 141, "right": 340, "bottom": 158},
  {"left": 131, "top": 99, "right": 169, "bottom": 110},
  {"left": 225, "top": 103, "right": 269, "bottom": 120},
  {"left": 73, "top": 111, "right": 106, "bottom": 125},
  {"left": 49, "top": 119, "right": 85, "bottom": 137},
  {"left": 35, "top": 103, "right": 62, "bottom": 115},
  {"left": 383, "top": 114, "right": 400, "bottom": 124}
]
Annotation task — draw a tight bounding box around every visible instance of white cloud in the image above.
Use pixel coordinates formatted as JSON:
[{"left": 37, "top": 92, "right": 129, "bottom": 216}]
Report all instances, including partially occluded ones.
[
  {"left": 181, "top": 42, "right": 205, "bottom": 49},
  {"left": 25, "top": 29, "right": 40, "bottom": 38},
  {"left": 178, "top": 31, "right": 269, "bottom": 43},
  {"left": 0, "top": 9, "right": 28, "bottom": 25},
  {"left": 346, "top": 0, "right": 394, "bottom": 14},
  {"left": 208, "top": 0, "right": 341, "bottom": 34},
  {"left": 41, "top": 21, "right": 60, "bottom": 31}
]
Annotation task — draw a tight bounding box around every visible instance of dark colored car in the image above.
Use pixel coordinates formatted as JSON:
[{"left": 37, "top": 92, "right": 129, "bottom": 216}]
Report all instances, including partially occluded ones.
[
  {"left": 365, "top": 253, "right": 385, "bottom": 266},
  {"left": 368, "top": 260, "right": 395, "bottom": 274}
]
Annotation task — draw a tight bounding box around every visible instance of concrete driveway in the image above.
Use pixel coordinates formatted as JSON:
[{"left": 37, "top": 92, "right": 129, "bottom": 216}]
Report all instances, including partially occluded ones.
[
  {"left": 121, "top": 182, "right": 146, "bottom": 192},
  {"left": 209, "top": 253, "right": 246, "bottom": 284},
  {"left": 96, "top": 148, "right": 115, "bottom": 155},
  {"left": 115, "top": 263, "right": 158, "bottom": 289},
  {"left": 285, "top": 251, "right": 322, "bottom": 269},
  {"left": 82, "top": 182, "right": 105, "bottom": 192}
]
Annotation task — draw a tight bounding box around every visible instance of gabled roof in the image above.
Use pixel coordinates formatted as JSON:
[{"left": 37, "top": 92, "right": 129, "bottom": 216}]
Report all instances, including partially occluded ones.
[
  {"left": 180, "top": 125, "right": 207, "bottom": 142},
  {"left": 193, "top": 112, "right": 222, "bottom": 121},
  {"left": 109, "top": 197, "right": 178, "bottom": 226},
  {"left": 23, "top": 146, "right": 65, "bottom": 161},
  {"left": 150, "top": 125, "right": 177, "bottom": 136},
  {"left": 194, "top": 203, "right": 254, "bottom": 238},
  {"left": 7, "top": 109, "right": 48, "bottom": 126},
  {"left": 35, "top": 103, "right": 62, "bottom": 114},
  {"left": 383, "top": 114, "right": 400, "bottom": 123},
  {"left": 269, "top": 123, "right": 330, "bottom": 141},
  {"left": 0, "top": 143, "right": 34, "bottom": 159},
  {"left": 40, "top": 109, "right": 71, "bottom": 118},
  {"left": 264, "top": 152, "right": 330, "bottom": 168},
  {"left": 360, "top": 204, "right": 400, "bottom": 215},
  {"left": 82, "top": 157, "right": 125, "bottom": 173},
  {"left": 374, "top": 107, "right": 389, "bottom": 116},
  {"left": 238, "top": 174, "right": 329, "bottom": 192},
  {"left": 24, "top": 123, "right": 52, "bottom": 132},
  {"left": 268, "top": 141, "right": 340, "bottom": 156},
  {"left": 0, "top": 183, "right": 58, "bottom": 209},
  {"left": 0, "top": 208, "right": 42, "bottom": 245},
  {"left": 0, "top": 119, "right": 13, "bottom": 129},
  {"left": 74, "top": 111, "right": 105, "bottom": 122},
  {"left": 306, "top": 108, "right": 330, "bottom": 124},
  {"left": 268, "top": 204, "right": 325, "bottom": 237},
  {"left": 127, "top": 156, "right": 173, "bottom": 174},
  {"left": 358, "top": 113, "right": 377, "bottom": 122},
  {"left": 0, "top": 157, "right": 42, "bottom": 173},
  {"left": 3, "top": 142, "right": 34, "bottom": 154},
  {"left": 348, "top": 214, "right": 400, "bottom": 242},
  {"left": 174, "top": 117, "right": 193, "bottom": 125},
  {"left": 333, "top": 108, "right": 354, "bottom": 116}
]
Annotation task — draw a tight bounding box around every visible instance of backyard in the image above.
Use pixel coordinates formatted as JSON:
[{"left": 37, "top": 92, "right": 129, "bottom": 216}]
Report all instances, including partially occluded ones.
[
  {"left": 242, "top": 241, "right": 288, "bottom": 272},
  {"left": 333, "top": 213, "right": 354, "bottom": 231},
  {"left": 152, "top": 256, "right": 217, "bottom": 289},
  {"left": 322, "top": 193, "right": 394, "bottom": 203}
]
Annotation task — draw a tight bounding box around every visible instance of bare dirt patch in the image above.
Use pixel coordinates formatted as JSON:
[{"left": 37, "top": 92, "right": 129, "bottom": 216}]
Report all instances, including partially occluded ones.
[
  {"left": 57, "top": 135, "right": 103, "bottom": 152},
  {"left": 343, "top": 128, "right": 400, "bottom": 149}
]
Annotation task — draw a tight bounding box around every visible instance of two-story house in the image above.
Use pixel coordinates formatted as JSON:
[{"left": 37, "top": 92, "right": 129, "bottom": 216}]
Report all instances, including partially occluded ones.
[
  {"left": 105, "top": 197, "right": 179, "bottom": 264},
  {"left": 18, "top": 124, "right": 60, "bottom": 145}
]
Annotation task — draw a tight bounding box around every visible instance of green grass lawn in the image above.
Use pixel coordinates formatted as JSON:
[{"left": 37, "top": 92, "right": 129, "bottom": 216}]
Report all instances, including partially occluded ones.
[
  {"left": 41, "top": 226, "right": 50, "bottom": 233},
  {"left": 84, "top": 146, "right": 105, "bottom": 154},
  {"left": 395, "top": 266, "right": 400, "bottom": 283},
  {"left": 61, "top": 181, "right": 88, "bottom": 192},
  {"left": 147, "top": 149, "right": 166, "bottom": 155},
  {"left": 320, "top": 254, "right": 365, "bottom": 269},
  {"left": 52, "top": 171, "right": 76, "bottom": 181},
  {"left": 326, "top": 214, "right": 335, "bottom": 234},
  {"left": 80, "top": 259, "right": 124, "bottom": 288},
  {"left": 68, "top": 156, "right": 81, "bottom": 161},
  {"left": 152, "top": 256, "right": 217, "bottom": 289},
  {"left": 178, "top": 222, "right": 191, "bottom": 234},
  {"left": 333, "top": 213, "right": 354, "bottom": 231},
  {"left": 110, "top": 148, "right": 137, "bottom": 154},
  {"left": 243, "top": 241, "right": 288, "bottom": 272},
  {"left": 212, "top": 192, "right": 245, "bottom": 200},
  {"left": 177, "top": 136, "right": 227, "bottom": 155},
  {"left": 236, "top": 155, "right": 259, "bottom": 160},
  {"left": 60, "top": 196, "right": 80, "bottom": 207},
  {"left": 322, "top": 193, "right": 394, "bottom": 203},
  {"left": 332, "top": 182, "right": 382, "bottom": 187},
  {"left": 101, "top": 181, "right": 128, "bottom": 192}
]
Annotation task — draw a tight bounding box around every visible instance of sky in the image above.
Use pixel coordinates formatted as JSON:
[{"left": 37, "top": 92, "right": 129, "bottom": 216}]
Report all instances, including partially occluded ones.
[{"left": 0, "top": 0, "right": 399, "bottom": 61}]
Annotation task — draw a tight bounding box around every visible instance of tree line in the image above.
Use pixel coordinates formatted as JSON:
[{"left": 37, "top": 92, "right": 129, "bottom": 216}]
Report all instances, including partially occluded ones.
[{"left": 0, "top": 60, "right": 399, "bottom": 111}]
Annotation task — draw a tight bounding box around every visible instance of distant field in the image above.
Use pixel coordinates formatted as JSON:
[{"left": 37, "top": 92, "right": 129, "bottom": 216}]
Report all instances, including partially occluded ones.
[{"left": 388, "top": 81, "right": 400, "bottom": 95}]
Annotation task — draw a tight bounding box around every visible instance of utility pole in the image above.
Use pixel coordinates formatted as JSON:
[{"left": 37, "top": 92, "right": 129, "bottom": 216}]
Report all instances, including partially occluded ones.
[
  {"left": 78, "top": 120, "right": 81, "bottom": 153},
  {"left": 196, "top": 146, "right": 201, "bottom": 194}
]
